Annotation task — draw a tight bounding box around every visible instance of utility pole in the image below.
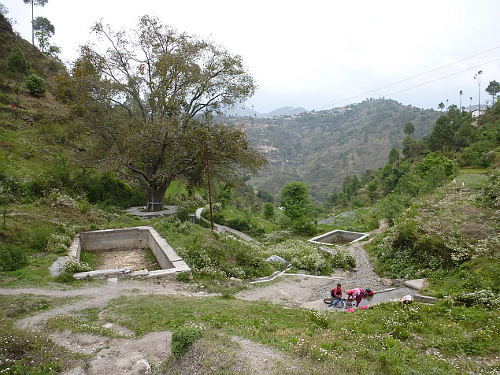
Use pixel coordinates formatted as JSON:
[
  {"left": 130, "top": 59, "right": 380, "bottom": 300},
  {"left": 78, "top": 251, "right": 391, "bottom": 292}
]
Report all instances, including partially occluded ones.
[
  {"left": 205, "top": 144, "right": 214, "bottom": 231},
  {"left": 474, "top": 70, "right": 483, "bottom": 116}
]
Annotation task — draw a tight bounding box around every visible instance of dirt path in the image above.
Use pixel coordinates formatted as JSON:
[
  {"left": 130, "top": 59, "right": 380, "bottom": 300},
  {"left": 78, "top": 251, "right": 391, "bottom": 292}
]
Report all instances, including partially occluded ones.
[{"left": 0, "top": 221, "right": 415, "bottom": 374}]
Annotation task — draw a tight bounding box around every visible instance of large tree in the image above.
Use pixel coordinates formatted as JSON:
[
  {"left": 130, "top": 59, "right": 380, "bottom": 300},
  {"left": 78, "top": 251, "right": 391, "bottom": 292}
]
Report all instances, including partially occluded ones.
[
  {"left": 68, "top": 15, "right": 265, "bottom": 210},
  {"left": 22, "top": 0, "right": 48, "bottom": 45},
  {"left": 428, "top": 115, "right": 455, "bottom": 152}
]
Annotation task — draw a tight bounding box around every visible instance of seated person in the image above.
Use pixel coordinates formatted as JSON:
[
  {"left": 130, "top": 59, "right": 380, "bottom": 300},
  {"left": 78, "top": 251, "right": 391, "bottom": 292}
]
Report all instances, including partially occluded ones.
[{"left": 329, "top": 283, "right": 344, "bottom": 308}]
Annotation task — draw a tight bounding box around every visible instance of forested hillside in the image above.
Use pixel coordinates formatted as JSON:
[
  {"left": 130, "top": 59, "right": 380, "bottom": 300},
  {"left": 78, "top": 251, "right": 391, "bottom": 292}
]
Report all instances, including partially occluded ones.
[{"left": 227, "top": 99, "right": 440, "bottom": 202}]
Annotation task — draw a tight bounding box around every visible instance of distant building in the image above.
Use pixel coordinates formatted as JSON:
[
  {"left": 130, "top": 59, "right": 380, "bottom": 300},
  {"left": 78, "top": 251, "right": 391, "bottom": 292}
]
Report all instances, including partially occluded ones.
[{"left": 472, "top": 109, "right": 485, "bottom": 118}]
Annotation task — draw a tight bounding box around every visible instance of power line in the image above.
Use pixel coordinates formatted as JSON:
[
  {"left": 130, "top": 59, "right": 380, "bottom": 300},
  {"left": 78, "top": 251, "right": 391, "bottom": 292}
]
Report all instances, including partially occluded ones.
[
  {"left": 317, "top": 46, "right": 500, "bottom": 110},
  {"left": 385, "top": 58, "right": 500, "bottom": 97}
]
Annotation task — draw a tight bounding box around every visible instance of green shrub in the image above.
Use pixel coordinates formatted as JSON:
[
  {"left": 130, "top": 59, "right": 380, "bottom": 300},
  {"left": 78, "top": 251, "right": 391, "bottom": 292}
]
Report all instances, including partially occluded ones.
[
  {"left": 28, "top": 225, "right": 52, "bottom": 252},
  {"left": 331, "top": 249, "right": 356, "bottom": 269},
  {"left": 0, "top": 244, "right": 28, "bottom": 271},
  {"left": 292, "top": 217, "right": 318, "bottom": 236},
  {"left": 171, "top": 326, "right": 202, "bottom": 357},
  {"left": 262, "top": 230, "right": 292, "bottom": 243},
  {"left": 177, "top": 272, "right": 191, "bottom": 283},
  {"left": 26, "top": 73, "right": 47, "bottom": 96},
  {"left": 174, "top": 207, "right": 191, "bottom": 222}
]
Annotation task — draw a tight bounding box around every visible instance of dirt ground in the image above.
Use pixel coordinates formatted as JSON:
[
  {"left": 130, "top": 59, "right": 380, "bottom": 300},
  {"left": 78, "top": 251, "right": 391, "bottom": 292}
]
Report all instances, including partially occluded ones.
[
  {"left": 0, "top": 221, "right": 418, "bottom": 374},
  {"left": 94, "top": 249, "right": 159, "bottom": 271}
]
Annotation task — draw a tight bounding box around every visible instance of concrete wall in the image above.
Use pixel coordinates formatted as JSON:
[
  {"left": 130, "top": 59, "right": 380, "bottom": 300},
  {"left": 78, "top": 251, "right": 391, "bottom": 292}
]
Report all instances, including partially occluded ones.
[
  {"left": 72, "top": 226, "right": 191, "bottom": 278},
  {"left": 81, "top": 227, "right": 147, "bottom": 251},
  {"left": 147, "top": 227, "right": 175, "bottom": 269},
  {"left": 309, "top": 230, "right": 369, "bottom": 245}
]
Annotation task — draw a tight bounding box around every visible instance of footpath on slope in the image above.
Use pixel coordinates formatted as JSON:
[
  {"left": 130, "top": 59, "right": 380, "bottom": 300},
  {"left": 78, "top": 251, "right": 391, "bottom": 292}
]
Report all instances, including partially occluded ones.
[{"left": 195, "top": 207, "right": 254, "bottom": 241}]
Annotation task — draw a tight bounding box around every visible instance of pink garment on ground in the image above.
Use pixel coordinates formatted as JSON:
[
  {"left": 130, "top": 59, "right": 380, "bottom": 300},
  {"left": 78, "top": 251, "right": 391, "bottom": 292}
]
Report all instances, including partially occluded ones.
[
  {"left": 346, "top": 308, "right": 355, "bottom": 313},
  {"left": 399, "top": 295, "right": 413, "bottom": 303},
  {"left": 360, "top": 305, "right": 369, "bottom": 310}
]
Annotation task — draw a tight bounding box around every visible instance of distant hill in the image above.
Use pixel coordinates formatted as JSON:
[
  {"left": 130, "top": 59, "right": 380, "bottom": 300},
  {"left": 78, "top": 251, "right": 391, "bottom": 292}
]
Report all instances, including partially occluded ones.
[
  {"left": 263, "top": 106, "right": 308, "bottom": 118},
  {"left": 223, "top": 105, "right": 308, "bottom": 118},
  {"left": 224, "top": 99, "right": 441, "bottom": 203}
]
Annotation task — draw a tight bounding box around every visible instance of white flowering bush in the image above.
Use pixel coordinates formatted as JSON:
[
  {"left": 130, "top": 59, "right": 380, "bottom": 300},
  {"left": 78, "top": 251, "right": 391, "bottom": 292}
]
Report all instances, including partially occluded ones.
[
  {"left": 478, "top": 173, "right": 500, "bottom": 208},
  {"left": 291, "top": 252, "right": 327, "bottom": 275},
  {"left": 175, "top": 246, "right": 212, "bottom": 273},
  {"left": 331, "top": 249, "right": 356, "bottom": 269},
  {"left": 46, "top": 189, "right": 76, "bottom": 209},
  {"left": 44, "top": 224, "right": 75, "bottom": 255},
  {"left": 261, "top": 240, "right": 353, "bottom": 275},
  {"left": 188, "top": 194, "right": 206, "bottom": 207},
  {"left": 453, "top": 289, "right": 500, "bottom": 309},
  {"left": 63, "top": 257, "right": 92, "bottom": 273},
  {"left": 261, "top": 230, "right": 293, "bottom": 243}
]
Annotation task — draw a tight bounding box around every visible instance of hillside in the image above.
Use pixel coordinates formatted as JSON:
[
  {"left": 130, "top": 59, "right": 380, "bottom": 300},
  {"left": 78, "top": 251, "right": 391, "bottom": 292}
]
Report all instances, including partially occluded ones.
[
  {"left": 1, "top": 12, "right": 500, "bottom": 375},
  {"left": 228, "top": 99, "right": 440, "bottom": 202},
  {"left": 0, "top": 11, "right": 442, "bottom": 206},
  {"left": 224, "top": 105, "right": 308, "bottom": 118}
]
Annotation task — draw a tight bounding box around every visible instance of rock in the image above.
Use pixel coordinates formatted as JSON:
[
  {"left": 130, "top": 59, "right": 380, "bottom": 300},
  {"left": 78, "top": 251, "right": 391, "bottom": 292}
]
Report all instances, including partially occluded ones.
[
  {"left": 265, "top": 255, "right": 288, "bottom": 264},
  {"left": 132, "top": 359, "right": 151, "bottom": 374},
  {"left": 380, "top": 278, "right": 392, "bottom": 286},
  {"left": 393, "top": 279, "right": 405, "bottom": 287}
]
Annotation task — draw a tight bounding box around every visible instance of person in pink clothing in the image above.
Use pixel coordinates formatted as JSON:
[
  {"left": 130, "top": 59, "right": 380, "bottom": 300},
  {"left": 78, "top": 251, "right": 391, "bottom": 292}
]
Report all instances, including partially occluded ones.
[{"left": 346, "top": 288, "right": 364, "bottom": 307}]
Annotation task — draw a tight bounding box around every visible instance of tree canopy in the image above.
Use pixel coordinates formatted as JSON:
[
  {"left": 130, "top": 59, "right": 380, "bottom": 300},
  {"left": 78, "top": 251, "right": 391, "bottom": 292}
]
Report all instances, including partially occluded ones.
[
  {"left": 280, "top": 181, "right": 310, "bottom": 220},
  {"left": 403, "top": 122, "right": 415, "bottom": 136},
  {"left": 485, "top": 80, "right": 500, "bottom": 104},
  {"left": 67, "top": 15, "right": 266, "bottom": 210},
  {"left": 32, "top": 16, "right": 54, "bottom": 53}
]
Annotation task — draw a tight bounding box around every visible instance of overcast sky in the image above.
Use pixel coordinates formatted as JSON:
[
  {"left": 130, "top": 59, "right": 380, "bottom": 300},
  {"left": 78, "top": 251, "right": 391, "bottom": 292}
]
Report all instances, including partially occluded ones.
[{"left": 3, "top": 0, "right": 500, "bottom": 113}]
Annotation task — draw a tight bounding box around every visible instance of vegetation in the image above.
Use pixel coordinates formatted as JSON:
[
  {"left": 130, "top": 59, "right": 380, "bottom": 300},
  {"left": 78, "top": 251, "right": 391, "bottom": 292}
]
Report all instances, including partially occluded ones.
[
  {"left": 64, "top": 15, "right": 265, "bottom": 211},
  {"left": 22, "top": 0, "right": 49, "bottom": 45},
  {"left": 0, "top": 10, "right": 500, "bottom": 375},
  {"left": 34, "top": 294, "right": 500, "bottom": 374},
  {"left": 235, "top": 98, "right": 441, "bottom": 202}
]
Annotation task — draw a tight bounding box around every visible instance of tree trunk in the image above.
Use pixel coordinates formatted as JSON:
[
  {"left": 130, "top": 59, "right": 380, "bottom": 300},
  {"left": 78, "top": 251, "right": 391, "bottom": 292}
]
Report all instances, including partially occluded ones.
[
  {"left": 144, "top": 183, "right": 169, "bottom": 211},
  {"left": 31, "top": 0, "right": 34, "bottom": 45}
]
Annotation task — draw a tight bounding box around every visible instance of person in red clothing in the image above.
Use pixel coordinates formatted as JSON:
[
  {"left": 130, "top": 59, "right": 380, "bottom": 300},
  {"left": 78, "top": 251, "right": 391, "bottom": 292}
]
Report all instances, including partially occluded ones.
[
  {"left": 346, "top": 288, "right": 364, "bottom": 307},
  {"left": 329, "top": 283, "right": 344, "bottom": 308}
]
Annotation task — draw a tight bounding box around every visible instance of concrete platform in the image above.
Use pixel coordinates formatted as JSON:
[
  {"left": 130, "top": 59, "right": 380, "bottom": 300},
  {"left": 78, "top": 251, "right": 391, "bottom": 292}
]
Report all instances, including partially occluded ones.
[
  {"left": 404, "top": 278, "right": 428, "bottom": 290},
  {"left": 125, "top": 205, "right": 179, "bottom": 219}
]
